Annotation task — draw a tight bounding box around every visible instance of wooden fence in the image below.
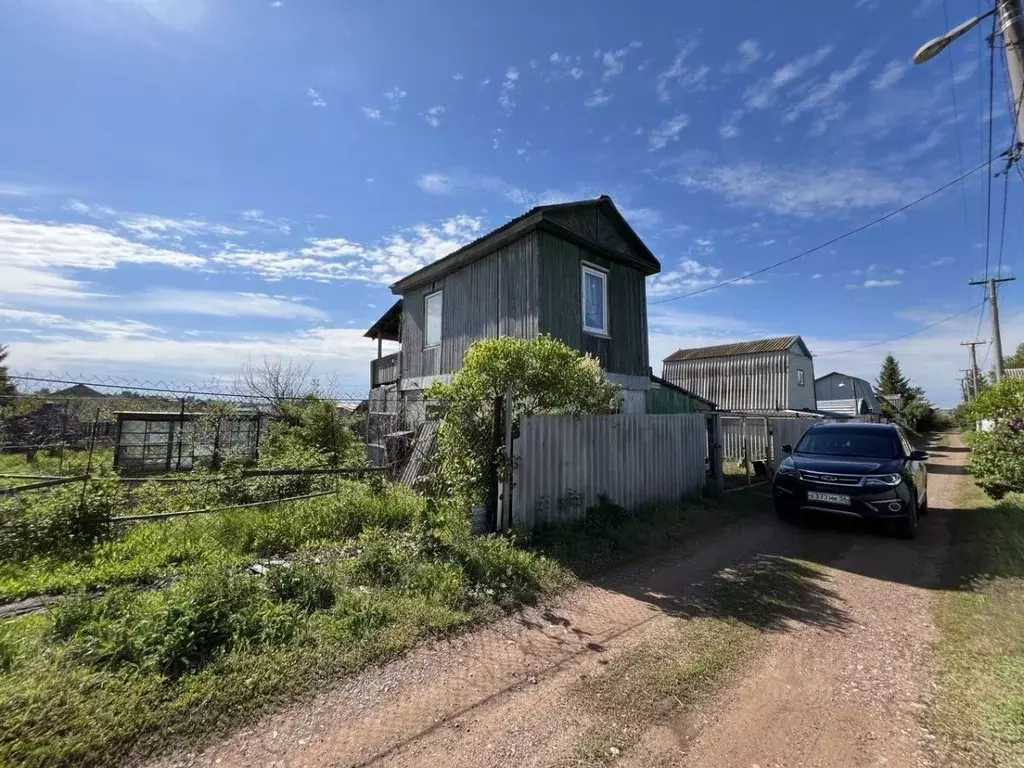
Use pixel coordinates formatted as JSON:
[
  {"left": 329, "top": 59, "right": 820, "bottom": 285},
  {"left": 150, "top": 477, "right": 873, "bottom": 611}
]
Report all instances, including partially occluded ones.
[{"left": 510, "top": 413, "right": 709, "bottom": 528}]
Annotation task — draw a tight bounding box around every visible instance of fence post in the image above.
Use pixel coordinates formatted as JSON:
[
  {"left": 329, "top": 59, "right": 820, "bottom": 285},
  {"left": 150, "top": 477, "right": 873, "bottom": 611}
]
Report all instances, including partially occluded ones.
[
  {"left": 58, "top": 399, "right": 70, "bottom": 475},
  {"left": 708, "top": 414, "right": 725, "bottom": 493},
  {"left": 77, "top": 408, "right": 100, "bottom": 510},
  {"left": 175, "top": 397, "right": 186, "bottom": 471}
]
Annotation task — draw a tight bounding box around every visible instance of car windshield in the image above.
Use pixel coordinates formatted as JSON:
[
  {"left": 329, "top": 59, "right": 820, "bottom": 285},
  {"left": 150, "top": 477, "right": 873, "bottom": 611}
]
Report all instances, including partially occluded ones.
[{"left": 794, "top": 430, "right": 901, "bottom": 459}]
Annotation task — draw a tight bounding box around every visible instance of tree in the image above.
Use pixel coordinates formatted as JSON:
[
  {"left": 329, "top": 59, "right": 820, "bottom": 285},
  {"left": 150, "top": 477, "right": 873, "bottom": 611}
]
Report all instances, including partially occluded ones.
[
  {"left": 1004, "top": 342, "right": 1024, "bottom": 370},
  {"left": 236, "top": 357, "right": 315, "bottom": 419},
  {"left": 875, "top": 354, "right": 912, "bottom": 399},
  {"left": 0, "top": 344, "right": 16, "bottom": 399},
  {"left": 427, "top": 336, "right": 621, "bottom": 504}
]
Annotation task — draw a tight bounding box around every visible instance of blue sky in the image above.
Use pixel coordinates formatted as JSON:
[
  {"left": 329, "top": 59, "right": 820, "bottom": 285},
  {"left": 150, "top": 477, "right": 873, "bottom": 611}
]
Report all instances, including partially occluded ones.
[{"left": 0, "top": 0, "right": 1019, "bottom": 406}]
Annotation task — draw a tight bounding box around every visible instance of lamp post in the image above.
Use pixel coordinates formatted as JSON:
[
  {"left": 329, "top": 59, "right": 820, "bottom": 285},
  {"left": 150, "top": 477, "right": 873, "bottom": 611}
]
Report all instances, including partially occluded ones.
[{"left": 913, "top": 1, "right": 1024, "bottom": 148}]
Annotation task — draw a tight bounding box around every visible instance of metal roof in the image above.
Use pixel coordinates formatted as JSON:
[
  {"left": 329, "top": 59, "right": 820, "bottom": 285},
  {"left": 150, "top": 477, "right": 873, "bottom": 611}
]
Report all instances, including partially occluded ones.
[
  {"left": 664, "top": 335, "right": 808, "bottom": 362},
  {"left": 389, "top": 196, "right": 661, "bottom": 294},
  {"left": 648, "top": 375, "right": 717, "bottom": 409},
  {"left": 363, "top": 299, "right": 403, "bottom": 341}
]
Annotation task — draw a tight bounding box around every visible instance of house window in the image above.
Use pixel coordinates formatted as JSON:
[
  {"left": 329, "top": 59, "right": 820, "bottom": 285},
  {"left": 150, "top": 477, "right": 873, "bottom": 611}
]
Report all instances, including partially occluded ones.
[
  {"left": 424, "top": 290, "right": 442, "bottom": 348},
  {"left": 581, "top": 264, "right": 608, "bottom": 335},
  {"left": 796, "top": 369, "right": 806, "bottom": 387}
]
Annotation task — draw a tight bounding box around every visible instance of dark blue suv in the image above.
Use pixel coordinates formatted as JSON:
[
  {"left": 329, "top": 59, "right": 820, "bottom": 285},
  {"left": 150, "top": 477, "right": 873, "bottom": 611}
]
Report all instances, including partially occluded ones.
[{"left": 772, "top": 422, "right": 929, "bottom": 539}]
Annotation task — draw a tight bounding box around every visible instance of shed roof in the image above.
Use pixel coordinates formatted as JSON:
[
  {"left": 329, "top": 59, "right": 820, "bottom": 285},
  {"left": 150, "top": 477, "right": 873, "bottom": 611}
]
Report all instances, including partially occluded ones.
[
  {"left": 389, "top": 196, "right": 660, "bottom": 294},
  {"left": 663, "top": 335, "right": 810, "bottom": 362},
  {"left": 649, "top": 375, "right": 717, "bottom": 409},
  {"left": 363, "top": 299, "right": 402, "bottom": 342}
]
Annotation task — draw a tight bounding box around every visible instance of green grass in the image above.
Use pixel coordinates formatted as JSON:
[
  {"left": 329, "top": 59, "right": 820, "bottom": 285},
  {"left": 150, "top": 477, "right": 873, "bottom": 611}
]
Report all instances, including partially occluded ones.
[
  {"left": 0, "top": 482, "right": 764, "bottom": 768},
  {"left": 0, "top": 448, "right": 113, "bottom": 487},
  {"left": 933, "top": 479, "right": 1024, "bottom": 766}
]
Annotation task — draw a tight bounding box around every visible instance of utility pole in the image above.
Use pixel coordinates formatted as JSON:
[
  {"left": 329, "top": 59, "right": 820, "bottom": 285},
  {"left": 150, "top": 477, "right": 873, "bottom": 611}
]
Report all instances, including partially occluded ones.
[
  {"left": 998, "top": 0, "right": 1024, "bottom": 145},
  {"left": 961, "top": 341, "right": 988, "bottom": 396},
  {"left": 969, "top": 277, "right": 1016, "bottom": 381}
]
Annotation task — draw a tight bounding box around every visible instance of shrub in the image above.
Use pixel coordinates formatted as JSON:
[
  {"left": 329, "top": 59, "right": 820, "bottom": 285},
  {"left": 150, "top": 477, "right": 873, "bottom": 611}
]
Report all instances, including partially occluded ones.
[
  {"left": 266, "top": 563, "right": 336, "bottom": 612},
  {"left": 0, "top": 472, "right": 123, "bottom": 561},
  {"left": 427, "top": 336, "right": 621, "bottom": 504},
  {"left": 967, "top": 428, "right": 1024, "bottom": 498}
]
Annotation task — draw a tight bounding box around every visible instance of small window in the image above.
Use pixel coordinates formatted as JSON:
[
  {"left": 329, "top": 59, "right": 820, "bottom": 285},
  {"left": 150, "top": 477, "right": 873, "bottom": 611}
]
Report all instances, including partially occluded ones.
[
  {"left": 581, "top": 264, "right": 608, "bottom": 335},
  {"left": 424, "top": 290, "right": 442, "bottom": 348},
  {"left": 796, "top": 369, "right": 806, "bottom": 387}
]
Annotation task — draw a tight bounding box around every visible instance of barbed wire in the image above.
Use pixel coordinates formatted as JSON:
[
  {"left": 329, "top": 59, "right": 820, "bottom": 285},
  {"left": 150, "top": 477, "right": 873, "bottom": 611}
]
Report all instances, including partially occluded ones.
[{"left": 8, "top": 371, "right": 370, "bottom": 404}]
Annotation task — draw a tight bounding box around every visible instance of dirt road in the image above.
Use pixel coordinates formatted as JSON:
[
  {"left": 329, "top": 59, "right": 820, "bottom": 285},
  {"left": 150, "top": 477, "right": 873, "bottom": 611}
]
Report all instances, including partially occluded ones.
[{"left": 154, "top": 436, "right": 965, "bottom": 768}]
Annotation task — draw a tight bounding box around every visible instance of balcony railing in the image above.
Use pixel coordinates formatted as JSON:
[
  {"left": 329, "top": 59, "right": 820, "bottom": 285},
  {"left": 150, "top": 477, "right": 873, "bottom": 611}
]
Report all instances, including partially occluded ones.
[{"left": 371, "top": 352, "right": 401, "bottom": 387}]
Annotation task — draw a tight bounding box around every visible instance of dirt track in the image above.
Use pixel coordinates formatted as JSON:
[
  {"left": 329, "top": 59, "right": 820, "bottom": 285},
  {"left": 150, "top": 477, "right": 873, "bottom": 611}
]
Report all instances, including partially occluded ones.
[{"left": 152, "top": 435, "right": 965, "bottom": 768}]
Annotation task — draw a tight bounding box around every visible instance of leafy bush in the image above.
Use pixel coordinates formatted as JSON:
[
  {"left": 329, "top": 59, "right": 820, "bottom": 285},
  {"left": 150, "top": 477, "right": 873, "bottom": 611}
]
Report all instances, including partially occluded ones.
[
  {"left": 967, "top": 428, "right": 1024, "bottom": 498},
  {"left": 427, "top": 335, "right": 621, "bottom": 504},
  {"left": 0, "top": 472, "right": 124, "bottom": 561}
]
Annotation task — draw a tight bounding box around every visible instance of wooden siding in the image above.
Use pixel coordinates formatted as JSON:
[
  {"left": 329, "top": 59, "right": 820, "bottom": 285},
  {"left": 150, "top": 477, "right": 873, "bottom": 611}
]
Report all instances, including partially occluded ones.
[
  {"left": 370, "top": 352, "right": 400, "bottom": 387},
  {"left": 662, "top": 351, "right": 790, "bottom": 411},
  {"left": 547, "top": 207, "right": 632, "bottom": 257},
  {"left": 537, "top": 231, "right": 649, "bottom": 377},
  {"left": 399, "top": 232, "right": 539, "bottom": 379}
]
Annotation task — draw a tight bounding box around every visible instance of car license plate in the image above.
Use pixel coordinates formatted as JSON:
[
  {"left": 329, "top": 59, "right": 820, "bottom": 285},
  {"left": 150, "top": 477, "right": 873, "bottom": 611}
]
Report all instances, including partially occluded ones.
[{"left": 807, "top": 491, "right": 851, "bottom": 506}]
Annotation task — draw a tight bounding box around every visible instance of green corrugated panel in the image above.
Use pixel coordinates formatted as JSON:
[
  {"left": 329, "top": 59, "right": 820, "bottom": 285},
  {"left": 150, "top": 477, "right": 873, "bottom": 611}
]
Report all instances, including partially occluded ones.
[{"left": 646, "top": 386, "right": 698, "bottom": 414}]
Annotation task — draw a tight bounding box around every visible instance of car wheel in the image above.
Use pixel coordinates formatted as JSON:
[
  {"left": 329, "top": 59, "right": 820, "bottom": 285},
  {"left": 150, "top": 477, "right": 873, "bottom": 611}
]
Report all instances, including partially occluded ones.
[{"left": 896, "top": 498, "right": 918, "bottom": 540}]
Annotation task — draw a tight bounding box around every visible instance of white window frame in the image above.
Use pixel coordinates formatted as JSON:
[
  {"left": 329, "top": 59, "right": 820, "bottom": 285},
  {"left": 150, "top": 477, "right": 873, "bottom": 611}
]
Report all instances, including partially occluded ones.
[
  {"left": 581, "top": 263, "right": 609, "bottom": 336},
  {"left": 424, "top": 290, "right": 443, "bottom": 349},
  {"left": 796, "top": 369, "right": 806, "bottom": 387}
]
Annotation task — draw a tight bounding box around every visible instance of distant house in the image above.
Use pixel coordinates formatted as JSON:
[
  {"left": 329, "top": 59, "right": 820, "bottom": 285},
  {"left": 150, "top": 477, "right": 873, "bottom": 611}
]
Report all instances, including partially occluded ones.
[
  {"left": 364, "top": 196, "right": 662, "bottom": 415},
  {"left": 814, "top": 371, "right": 879, "bottom": 414},
  {"left": 661, "top": 336, "right": 815, "bottom": 412}
]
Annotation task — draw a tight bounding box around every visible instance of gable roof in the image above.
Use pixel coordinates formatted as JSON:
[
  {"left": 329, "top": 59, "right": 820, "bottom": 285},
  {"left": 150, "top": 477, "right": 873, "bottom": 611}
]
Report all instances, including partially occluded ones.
[
  {"left": 390, "top": 196, "right": 661, "bottom": 294},
  {"left": 815, "top": 371, "right": 870, "bottom": 384},
  {"left": 663, "top": 335, "right": 811, "bottom": 362}
]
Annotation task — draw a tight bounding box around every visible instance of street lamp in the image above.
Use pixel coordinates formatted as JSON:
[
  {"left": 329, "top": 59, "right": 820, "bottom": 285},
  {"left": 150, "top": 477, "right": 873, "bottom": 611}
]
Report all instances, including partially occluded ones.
[{"left": 912, "top": 9, "right": 995, "bottom": 65}]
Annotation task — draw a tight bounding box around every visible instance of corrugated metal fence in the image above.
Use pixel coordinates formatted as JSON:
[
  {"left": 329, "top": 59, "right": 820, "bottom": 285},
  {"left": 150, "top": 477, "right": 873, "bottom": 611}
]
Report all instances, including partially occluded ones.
[
  {"left": 720, "top": 415, "right": 769, "bottom": 461},
  {"left": 511, "top": 413, "right": 708, "bottom": 528},
  {"left": 768, "top": 417, "right": 822, "bottom": 464}
]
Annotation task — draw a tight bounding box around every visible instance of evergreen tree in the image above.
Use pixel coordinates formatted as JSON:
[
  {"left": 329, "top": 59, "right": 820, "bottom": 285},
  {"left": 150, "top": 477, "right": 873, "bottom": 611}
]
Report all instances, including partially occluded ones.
[
  {"left": 0, "top": 345, "right": 15, "bottom": 398},
  {"left": 875, "top": 354, "right": 912, "bottom": 398}
]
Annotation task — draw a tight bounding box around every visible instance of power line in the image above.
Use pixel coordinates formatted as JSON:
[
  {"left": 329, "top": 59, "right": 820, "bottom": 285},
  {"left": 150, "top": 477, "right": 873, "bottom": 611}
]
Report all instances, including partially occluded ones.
[
  {"left": 815, "top": 301, "right": 985, "bottom": 358},
  {"left": 942, "top": 0, "right": 976, "bottom": 235},
  {"left": 648, "top": 157, "right": 1000, "bottom": 305},
  {"left": 974, "top": 294, "right": 989, "bottom": 339}
]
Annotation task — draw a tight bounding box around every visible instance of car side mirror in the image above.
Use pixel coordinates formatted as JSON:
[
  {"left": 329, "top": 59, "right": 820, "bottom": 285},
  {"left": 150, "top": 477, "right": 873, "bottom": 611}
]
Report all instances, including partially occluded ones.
[
  {"left": 782, "top": 444, "right": 792, "bottom": 454},
  {"left": 909, "top": 450, "right": 928, "bottom": 461}
]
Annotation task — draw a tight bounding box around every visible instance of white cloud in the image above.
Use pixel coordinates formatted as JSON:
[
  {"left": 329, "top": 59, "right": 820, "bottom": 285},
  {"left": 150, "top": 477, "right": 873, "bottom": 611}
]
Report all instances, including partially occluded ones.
[
  {"left": 213, "top": 215, "right": 486, "bottom": 285},
  {"left": 270, "top": 1, "right": 283, "bottom": 7},
  {"left": 913, "top": 0, "right": 940, "bottom": 18},
  {"left": 117, "top": 213, "right": 244, "bottom": 240},
  {"left": 0, "top": 307, "right": 158, "bottom": 336},
  {"left": 647, "top": 258, "right": 723, "bottom": 296},
  {"left": 871, "top": 59, "right": 908, "bottom": 90},
  {"left": 384, "top": 87, "right": 408, "bottom": 109},
  {"left": 131, "top": 290, "right": 327, "bottom": 320},
  {"left": 241, "top": 209, "right": 292, "bottom": 234},
  {"left": 744, "top": 45, "right": 834, "bottom": 109},
  {"left": 719, "top": 111, "right": 743, "bottom": 139},
  {"left": 675, "top": 162, "right": 929, "bottom": 217},
  {"left": 656, "top": 39, "right": 707, "bottom": 102},
  {"left": 420, "top": 105, "right": 445, "bottom": 127},
  {"left": 647, "top": 114, "right": 690, "bottom": 151},
  {"left": 621, "top": 207, "right": 662, "bottom": 229},
  {"left": 600, "top": 42, "right": 642, "bottom": 81},
  {"left": 784, "top": 50, "right": 874, "bottom": 134},
  {"left": 723, "top": 39, "right": 762, "bottom": 74},
  {"left": 584, "top": 88, "right": 612, "bottom": 107},
  {"left": 453, "top": 73, "right": 464, "bottom": 81},
  {"left": 811, "top": 273, "right": 823, "bottom": 279},
  {"left": 929, "top": 256, "right": 954, "bottom": 267},
  {"left": 306, "top": 87, "right": 326, "bottom": 108},
  {"left": 499, "top": 67, "right": 519, "bottom": 115},
  {"left": 849, "top": 279, "right": 901, "bottom": 288},
  {"left": 362, "top": 107, "right": 381, "bottom": 120}
]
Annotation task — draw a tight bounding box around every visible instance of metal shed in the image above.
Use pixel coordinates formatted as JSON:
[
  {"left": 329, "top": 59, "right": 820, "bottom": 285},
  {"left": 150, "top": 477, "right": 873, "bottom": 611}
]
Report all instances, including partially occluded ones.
[{"left": 662, "top": 336, "right": 815, "bottom": 412}]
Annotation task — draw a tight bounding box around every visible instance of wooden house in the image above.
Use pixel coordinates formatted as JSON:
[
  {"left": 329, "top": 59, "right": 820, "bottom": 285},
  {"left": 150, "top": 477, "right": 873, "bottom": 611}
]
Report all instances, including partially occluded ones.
[{"left": 364, "top": 196, "right": 662, "bottom": 414}]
